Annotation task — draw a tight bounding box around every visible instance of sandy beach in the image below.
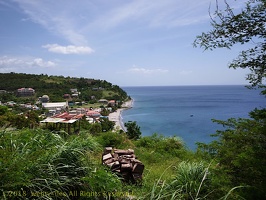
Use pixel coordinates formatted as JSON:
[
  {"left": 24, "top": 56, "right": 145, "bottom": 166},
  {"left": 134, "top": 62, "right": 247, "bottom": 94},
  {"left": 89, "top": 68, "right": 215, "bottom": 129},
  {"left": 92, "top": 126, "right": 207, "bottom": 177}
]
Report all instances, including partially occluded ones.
[{"left": 108, "top": 99, "right": 133, "bottom": 131}]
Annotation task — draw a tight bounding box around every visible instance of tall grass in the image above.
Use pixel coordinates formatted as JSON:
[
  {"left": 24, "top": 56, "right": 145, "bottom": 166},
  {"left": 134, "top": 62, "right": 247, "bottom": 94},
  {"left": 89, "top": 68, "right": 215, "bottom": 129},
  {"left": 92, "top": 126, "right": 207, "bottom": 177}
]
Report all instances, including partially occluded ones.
[
  {"left": 0, "top": 129, "right": 122, "bottom": 199},
  {"left": 138, "top": 165, "right": 183, "bottom": 200},
  {"left": 139, "top": 161, "right": 212, "bottom": 200},
  {"left": 220, "top": 186, "right": 246, "bottom": 200}
]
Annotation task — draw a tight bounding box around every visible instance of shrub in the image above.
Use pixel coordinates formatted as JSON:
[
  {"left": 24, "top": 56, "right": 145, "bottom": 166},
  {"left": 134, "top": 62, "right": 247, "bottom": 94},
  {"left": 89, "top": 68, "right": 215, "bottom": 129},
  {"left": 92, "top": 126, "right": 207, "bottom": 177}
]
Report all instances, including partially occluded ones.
[
  {"left": 170, "top": 161, "right": 210, "bottom": 199},
  {"left": 124, "top": 121, "right": 141, "bottom": 140},
  {"left": 135, "top": 133, "right": 184, "bottom": 155},
  {"left": 141, "top": 161, "right": 211, "bottom": 200},
  {"left": 96, "top": 131, "right": 131, "bottom": 149}
]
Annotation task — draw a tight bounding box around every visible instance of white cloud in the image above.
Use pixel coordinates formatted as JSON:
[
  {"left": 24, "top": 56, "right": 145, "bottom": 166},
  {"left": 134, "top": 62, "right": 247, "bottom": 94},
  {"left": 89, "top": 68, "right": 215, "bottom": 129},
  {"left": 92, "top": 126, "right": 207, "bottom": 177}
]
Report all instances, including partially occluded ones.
[
  {"left": 11, "top": 0, "right": 214, "bottom": 45},
  {"left": 87, "top": 0, "right": 212, "bottom": 30},
  {"left": 32, "top": 58, "right": 56, "bottom": 67},
  {"left": 42, "top": 44, "right": 94, "bottom": 55},
  {"left": 128, "top": 67, "right": 169, "bottom": 74},
  {"left": 0, "top": 56, "right": 56, "bottom": 72},
  {"left": 10, "top": 0, "right": 246, "bottom": 47},
  {"left": 12, "top": 0, "right": 89, "bottom": 45}
]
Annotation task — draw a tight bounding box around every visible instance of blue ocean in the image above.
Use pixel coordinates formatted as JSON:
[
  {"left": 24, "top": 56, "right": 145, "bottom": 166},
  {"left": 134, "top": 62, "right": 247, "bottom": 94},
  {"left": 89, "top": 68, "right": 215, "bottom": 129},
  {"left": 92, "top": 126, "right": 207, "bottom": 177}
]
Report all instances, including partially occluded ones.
[{"left": 121, "top": 85, "right": 265, "bottom": 150}]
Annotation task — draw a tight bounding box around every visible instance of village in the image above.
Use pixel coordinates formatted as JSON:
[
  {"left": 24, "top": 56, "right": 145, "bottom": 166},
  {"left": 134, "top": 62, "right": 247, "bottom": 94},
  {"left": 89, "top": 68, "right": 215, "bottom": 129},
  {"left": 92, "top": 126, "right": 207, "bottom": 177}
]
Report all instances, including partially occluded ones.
[{"left": 0, "top": 87, "right": 132, "bottom": 133}]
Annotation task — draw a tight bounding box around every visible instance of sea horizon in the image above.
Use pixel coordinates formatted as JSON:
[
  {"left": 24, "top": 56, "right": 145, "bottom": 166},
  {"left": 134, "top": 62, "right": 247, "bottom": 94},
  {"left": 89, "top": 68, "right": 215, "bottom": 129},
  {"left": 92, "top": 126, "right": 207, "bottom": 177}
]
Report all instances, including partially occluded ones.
[{"left": 121, "top": 84, "right": 249, "bottom": 87}]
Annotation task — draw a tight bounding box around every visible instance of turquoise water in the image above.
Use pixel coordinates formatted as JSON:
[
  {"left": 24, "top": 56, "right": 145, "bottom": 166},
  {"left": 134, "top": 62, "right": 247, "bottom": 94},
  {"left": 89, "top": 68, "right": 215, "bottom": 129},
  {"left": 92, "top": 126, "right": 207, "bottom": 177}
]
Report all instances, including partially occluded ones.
[{"left": 121, "top": 85, "right": 265, "bottom": 150}]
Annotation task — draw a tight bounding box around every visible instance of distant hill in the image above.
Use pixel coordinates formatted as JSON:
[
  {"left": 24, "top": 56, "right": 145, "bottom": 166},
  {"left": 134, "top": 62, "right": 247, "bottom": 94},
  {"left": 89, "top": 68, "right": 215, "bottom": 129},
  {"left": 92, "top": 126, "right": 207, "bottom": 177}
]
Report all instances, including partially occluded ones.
[{"left": 0, "top": 72, "right": 129, "bottom": 102}]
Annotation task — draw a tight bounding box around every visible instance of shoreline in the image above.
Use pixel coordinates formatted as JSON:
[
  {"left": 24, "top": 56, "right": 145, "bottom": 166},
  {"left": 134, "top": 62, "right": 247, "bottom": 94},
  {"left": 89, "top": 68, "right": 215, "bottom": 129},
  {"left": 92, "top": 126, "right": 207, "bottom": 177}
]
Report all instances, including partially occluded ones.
[{"left": 108, "top": 99, "right": 133, "bottom": 131}]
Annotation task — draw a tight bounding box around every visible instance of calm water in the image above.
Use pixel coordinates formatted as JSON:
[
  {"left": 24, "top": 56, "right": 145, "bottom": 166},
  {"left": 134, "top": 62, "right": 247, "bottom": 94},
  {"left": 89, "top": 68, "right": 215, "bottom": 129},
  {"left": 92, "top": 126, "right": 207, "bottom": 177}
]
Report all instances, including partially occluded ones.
[{"left": 121, "top": 85, "right": 265, "bottom": 150}]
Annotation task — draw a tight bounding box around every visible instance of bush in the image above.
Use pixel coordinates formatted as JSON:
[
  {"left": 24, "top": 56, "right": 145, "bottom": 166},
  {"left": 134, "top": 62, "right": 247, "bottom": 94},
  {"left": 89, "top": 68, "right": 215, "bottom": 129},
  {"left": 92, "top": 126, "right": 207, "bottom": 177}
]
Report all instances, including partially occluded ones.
[
  {"left": 96, "top": 131, "right": 131, "bottom": 149},
  {"left": 170, "top": 161, "right": 210, "bottom": 199},
  {"left": 135, "top": 133, "right": 184, "bottom": 155},
  {"left": 124, "top": 121, "right": 141, "bottom": 140}
]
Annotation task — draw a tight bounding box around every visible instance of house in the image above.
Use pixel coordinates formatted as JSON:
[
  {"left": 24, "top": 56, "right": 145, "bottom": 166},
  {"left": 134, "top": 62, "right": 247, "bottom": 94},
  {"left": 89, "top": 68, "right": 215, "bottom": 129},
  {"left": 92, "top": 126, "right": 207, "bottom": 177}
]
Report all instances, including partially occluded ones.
[
  {"left": 40, "top": 112, "right": 84, "bottom": 134},
  {"left": 70, "top": 88, "right": 79, "bottom": 98},
  {"left": 71, "top": 93, "right": 79, "bottom": 98},
  {"left": 108, "top": 100, "right": 116, "bottom": 107},
  {"left": 42, "top": 102, "right": 68, "bottom": 110},
  {"left": 77, "top": 107, "right": 86, "bottom": 114},
  {"left": 70, "top": 88, "right": 78, "bottom": 93},
  {"left": 42, "top": 102, "right": 68, "bottom": 116},
  {"left": 86, "top": 110, "right": 101, "bottom": 118},
  {"left": 40, "top": 95, "right": 49, "bottom": 103},
  {"left": 98, "top": 99, "right": 108, "bottom": 104},
  {"left": 17, "top": 88, "right": 35, "bottom": 96},
  {"left": 69, "top": 108, "right": 86, "bottom": 115},
  {"left": 6, "top": 101, "right": 16, "bottom": 106},
  {"left": 63, "top": 94, "right": 71, "bottom": 99}
]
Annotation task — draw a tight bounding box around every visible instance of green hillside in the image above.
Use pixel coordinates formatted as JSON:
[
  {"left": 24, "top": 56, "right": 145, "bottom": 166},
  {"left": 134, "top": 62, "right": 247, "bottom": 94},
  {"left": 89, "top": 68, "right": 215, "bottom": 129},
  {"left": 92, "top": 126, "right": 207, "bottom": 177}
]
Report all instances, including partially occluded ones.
[{"left": 0, "top": 72, "right": 129, "bottom": 103}]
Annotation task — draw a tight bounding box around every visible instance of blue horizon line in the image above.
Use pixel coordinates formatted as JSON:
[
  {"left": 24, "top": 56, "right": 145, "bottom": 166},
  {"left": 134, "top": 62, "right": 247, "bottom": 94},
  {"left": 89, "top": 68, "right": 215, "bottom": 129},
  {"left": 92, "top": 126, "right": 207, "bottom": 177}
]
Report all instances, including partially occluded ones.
[{"left": 121, "top": 84, "right": 248, "bottom": 88}]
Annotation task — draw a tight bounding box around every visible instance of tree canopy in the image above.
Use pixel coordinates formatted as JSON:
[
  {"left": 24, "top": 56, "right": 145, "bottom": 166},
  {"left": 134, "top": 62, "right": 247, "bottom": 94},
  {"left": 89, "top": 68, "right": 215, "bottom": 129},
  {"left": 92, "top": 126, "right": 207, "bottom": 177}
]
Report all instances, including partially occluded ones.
[
  {"left": 194, "top": 0, "right": 266, "bottom": 89},
  {"left": 124, "top": 121, "right": 141, "bottom": 140},
  {"left": 197, "top": 110, "right": 266, "bottom": 199},
  {"left": 194, "top": 1, "right": 266, "bottom": 198},
  {"left": 0, "top": 72, "right": 129, "bottom": 102}
]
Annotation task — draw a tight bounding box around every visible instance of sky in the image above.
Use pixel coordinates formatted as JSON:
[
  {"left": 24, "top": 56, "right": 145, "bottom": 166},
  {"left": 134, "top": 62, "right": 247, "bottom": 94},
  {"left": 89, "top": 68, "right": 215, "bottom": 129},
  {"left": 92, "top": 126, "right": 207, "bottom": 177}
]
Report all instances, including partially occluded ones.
[{"left": 0, "top": 0, "right": 251, "bottom": 86}]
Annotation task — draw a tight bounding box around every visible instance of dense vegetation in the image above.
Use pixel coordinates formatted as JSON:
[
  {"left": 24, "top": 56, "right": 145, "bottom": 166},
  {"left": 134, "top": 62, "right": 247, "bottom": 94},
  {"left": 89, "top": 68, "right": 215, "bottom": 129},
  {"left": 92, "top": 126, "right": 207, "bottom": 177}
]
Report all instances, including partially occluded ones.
[
  {"left": 0, "top": 129, "right": 123, "bottom": 200},
  {"left": 1, "top": 128, "right": 213, "bottom": 200},
  {"left": 193, "top": 0, "right": 266, "bottom": 199},
  {"left": 0, "top": 72, "right": 128, "bottom": 103}
]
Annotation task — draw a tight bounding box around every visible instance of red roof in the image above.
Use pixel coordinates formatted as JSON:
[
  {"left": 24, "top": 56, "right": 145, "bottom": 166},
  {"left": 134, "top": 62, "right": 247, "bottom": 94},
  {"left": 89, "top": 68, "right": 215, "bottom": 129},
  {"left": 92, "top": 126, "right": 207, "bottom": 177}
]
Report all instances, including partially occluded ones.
[
  {"left": 86, "top": 110, "right": 101, "bottom": 117},
  {"left": 53, "top": 112, "right": 84, "bottom": 120}
]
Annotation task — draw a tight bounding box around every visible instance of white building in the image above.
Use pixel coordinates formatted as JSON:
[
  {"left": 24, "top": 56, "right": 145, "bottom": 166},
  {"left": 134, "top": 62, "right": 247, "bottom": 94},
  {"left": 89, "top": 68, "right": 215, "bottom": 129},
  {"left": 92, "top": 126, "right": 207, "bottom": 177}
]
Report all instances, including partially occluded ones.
[{"left": 42, "top": 102, "right": 68, "bottom": 116}]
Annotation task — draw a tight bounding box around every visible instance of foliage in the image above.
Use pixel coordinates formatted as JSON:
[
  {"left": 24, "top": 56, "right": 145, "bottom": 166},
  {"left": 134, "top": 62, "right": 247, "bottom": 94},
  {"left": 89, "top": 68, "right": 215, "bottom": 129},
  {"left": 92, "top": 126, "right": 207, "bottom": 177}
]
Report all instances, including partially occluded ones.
[
  {"left": 170, "top": 161, "right": 211, "bottom": 200},
  {"left": 79, "top": 117, "right": 92, "bottom": 130},
  {"left": 197, "top": 108, "right": 266, "bottom": 199},
  {"left": 0, "top": 72, "right": 129, "bottom": 103},
  {"left": 193, "top": 0, "right": 266, "bottom": 89},
  {"left": 140, "top": 161, "right": 211, "bottom": 200},
  {"left": 95, "top": 131, "right": 132, "bottom": 149},
  {"left": 0, "top": 93, "right": 18, "bottom": 103},
  {"left": 140, "top": 167, "right": 183, "bottom": 200},
  {"left": 0, "top": 126, "right": 257, "bottom": 199},
  {"left": 99, "top": 117, "right": 115, "bottom": 132},
  {"left": 0, "top": 109, "right": 40, "bottom": 129},
  {"left": 136, "top": 133, "right": 184, "bottom": 153},
  {"left": 89, "top": 123, "right": 102, "bottom": 135},
  {"left": 124, "top": 121, "right": 141, "bottom": 140},
  {"left": 134, "top": 133, "right": 186, "bottom": 164},
  {"left": 0, "top": 129, "right": 122, "bottom": 199},
  {"left": 0, "top": 105, "right": 8, "bottom": 115},
  {"left": 100, "top": 108, "right": 110, "bottom": 116},
  {"left": 194, "top": 1, "right": 266, "bottom": 198}
]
